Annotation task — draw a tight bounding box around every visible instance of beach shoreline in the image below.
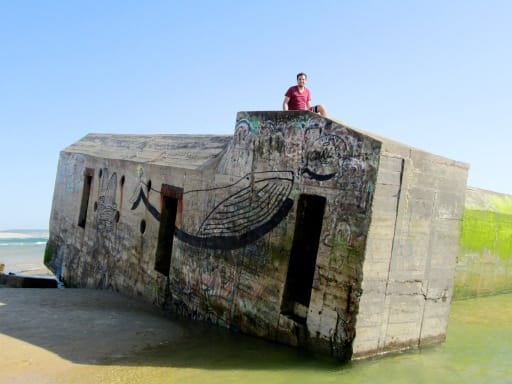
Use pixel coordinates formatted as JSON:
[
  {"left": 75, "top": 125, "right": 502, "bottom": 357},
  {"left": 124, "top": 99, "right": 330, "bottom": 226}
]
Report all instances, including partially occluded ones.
[{"left": 0, "top": 230, "right": 50, "bottom": 276}]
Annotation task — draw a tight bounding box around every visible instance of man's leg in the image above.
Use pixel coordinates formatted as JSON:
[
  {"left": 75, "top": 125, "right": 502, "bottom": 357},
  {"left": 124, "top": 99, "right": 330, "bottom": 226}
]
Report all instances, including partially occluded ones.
[{"left": 316, "top": 104, "right": 328, "bottom": 117}]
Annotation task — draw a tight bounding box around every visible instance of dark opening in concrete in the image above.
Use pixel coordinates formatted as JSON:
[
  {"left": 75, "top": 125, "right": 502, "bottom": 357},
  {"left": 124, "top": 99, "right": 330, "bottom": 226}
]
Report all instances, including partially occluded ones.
[
  {"left": 78, "top": 168, "right": 94, "bottom": 228},
  {"left": 155, "top": 184, "right": 183, "bottom": 276},
  {"left": 281, "top": 194, "right": 326, "bottom": 322}
]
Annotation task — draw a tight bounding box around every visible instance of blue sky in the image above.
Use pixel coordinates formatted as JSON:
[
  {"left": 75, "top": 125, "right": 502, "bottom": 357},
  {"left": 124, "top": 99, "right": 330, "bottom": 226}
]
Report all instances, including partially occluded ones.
[{"left": 1, "top": 1, "right": 511, "bottom": 230}]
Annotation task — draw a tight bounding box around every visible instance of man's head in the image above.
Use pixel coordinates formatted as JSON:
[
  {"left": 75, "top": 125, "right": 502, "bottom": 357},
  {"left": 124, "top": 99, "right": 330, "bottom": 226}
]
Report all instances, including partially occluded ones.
[{"left": 296, "top": 72, "right": 307, "bottom": 88}]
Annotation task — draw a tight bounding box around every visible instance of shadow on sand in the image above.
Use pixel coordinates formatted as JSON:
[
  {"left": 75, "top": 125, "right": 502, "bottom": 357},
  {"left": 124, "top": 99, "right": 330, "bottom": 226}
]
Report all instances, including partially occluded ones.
[{"left": 0, "top": 288, "right": 339, "bottom": 371}]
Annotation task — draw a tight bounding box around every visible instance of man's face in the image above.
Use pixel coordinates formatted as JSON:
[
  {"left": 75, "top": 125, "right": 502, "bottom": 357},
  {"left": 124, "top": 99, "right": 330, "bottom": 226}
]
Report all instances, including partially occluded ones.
[{"left": 297, "top": 75, "right": 307, "bottom": 87}]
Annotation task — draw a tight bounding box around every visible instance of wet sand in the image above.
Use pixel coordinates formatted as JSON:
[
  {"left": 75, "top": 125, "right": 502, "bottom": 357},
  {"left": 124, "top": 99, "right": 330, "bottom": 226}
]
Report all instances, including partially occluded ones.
[{"left": 0, "top": 288, "right": 186, "bottom": 384}]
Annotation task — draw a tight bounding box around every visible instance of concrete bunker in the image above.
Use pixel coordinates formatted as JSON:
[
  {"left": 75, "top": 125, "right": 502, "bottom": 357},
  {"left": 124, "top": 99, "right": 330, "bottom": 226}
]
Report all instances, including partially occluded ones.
[{"left": 45, "top": 110, "right": 469, "bottom": 361}]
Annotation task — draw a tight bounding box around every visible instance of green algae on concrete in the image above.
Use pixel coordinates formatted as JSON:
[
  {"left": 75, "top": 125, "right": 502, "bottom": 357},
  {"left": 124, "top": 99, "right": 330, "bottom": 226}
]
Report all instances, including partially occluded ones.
[
  {"left": 455, "top": 188, "right": 512, "bottom": 299},
  {"left": 44, "top": 240, "right": 56, "bottom": 265},
  {"left": 461, "top": 209, "right": 512, "bottom": 260}
]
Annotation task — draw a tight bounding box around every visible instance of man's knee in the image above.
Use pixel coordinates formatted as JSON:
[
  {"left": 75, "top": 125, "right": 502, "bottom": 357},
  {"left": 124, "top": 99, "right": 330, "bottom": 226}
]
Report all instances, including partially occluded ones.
[{"left": 316, "top": 104, "right": 328, "bottom": 116}]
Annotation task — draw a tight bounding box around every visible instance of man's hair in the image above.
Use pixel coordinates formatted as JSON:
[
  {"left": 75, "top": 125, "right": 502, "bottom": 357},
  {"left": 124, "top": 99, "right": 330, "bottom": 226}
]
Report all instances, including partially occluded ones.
[{"left": 296, "top": 72, "right": 307, "bottom": 80}]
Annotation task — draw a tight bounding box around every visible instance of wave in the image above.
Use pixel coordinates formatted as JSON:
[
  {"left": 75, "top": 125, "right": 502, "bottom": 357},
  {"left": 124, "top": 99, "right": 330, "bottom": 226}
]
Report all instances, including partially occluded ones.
[{"left": 0, "top": 238, "right": 48, "bottom": 246}]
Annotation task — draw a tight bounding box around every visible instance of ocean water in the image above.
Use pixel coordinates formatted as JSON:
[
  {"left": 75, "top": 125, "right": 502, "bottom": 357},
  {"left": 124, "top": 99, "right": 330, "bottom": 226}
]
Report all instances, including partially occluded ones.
[{"left": 0, "top": 233, "right": 48, "bottom": 274}]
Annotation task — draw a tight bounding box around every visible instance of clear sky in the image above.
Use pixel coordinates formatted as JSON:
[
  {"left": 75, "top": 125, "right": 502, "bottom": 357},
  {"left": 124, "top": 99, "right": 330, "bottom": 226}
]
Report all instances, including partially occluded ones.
[{"left": 1, "top": 1, "right": 511, "bottom": 230}]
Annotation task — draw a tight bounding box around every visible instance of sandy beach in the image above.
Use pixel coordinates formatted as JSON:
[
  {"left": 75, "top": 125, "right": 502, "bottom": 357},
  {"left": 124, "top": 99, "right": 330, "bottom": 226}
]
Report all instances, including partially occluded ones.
[{"left": 0, "top": 288, "right": 186, "bottom": 384}]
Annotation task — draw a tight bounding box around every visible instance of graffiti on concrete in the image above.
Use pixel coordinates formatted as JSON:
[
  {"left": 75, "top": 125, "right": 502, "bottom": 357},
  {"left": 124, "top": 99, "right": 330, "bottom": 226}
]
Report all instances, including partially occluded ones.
[
  {"left": 302, "top": 133, "right": 346, "bottom": 181},
  {"left": 76, "top": 167, "right": 123, "bottom": 290},
  {"left": 130, "top": 165, "right": 160, "bottom": 220},
  {"left": 232, "top": 115, "right": 377, "bottom": 214},
  {"left": 172, "top": 253, "right": 236, "bottom": 325},
  {"left": 96, "top": 168, "right": 118, "bottom": 234},
  {"left": 125, "top": 163, "right": 294, "bottom": 251},
  {"left": 299, "top": 118, "right": 377, "bottom": 214},
  {"left": 175, "top": 171, "right": 294, "bottom": 250}
]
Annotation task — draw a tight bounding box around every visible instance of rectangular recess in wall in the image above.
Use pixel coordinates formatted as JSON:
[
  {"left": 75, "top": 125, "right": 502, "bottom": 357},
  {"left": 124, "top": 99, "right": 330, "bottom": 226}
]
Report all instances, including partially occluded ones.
[
  {"left": 281, "top": 194, "right": 326, "bottom": 323},
  {"left": 155, "top": 184, "right": 183, "bottom": 276},
  {"left": 78, "top": 168, "right": 94, "bottom": 228}
]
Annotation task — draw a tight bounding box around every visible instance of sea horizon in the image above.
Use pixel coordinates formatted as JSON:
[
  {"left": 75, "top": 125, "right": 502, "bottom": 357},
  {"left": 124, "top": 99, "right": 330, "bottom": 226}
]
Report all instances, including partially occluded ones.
[
  {"left": 0, "top": 229, "right": 49, "bottom": 275},
  {"left": 0, "top": 229, "right": 49, "bottom": 240}
]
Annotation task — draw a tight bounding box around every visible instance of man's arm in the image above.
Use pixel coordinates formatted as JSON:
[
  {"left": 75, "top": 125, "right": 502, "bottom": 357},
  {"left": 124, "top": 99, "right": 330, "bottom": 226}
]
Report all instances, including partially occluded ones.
[{"left": 282, "top": 96, "right": 290, "bottom": 111}]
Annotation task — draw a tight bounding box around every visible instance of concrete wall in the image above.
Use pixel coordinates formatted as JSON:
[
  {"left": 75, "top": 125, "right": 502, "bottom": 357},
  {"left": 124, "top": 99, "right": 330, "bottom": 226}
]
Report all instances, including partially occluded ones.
[
  {"left": 454, "top": 187, "right": 512, "bottom": 299},
  {"left": 174, "top": 112, "right": 381, "bottom": 361},
  {"left": 353, "top": 138, "right": 469, "bottom": 358},
  {"left": 45, "top": 135, "right": 232, "bottom": 300}
]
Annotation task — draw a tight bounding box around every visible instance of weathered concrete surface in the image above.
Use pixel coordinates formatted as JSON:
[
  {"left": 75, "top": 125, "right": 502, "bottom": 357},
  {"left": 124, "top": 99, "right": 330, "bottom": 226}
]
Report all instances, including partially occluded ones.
[
  {"left": 454, "top": 187, "right": 512, "bottom": 299},
  {"left": 45, "top": 111, "right": 469, "bottom": 361},
  {"left": 347, "top": 123, "right": 469, "bottom": 358},
  {"left": 63, "top": 134, "right": 232, "bottom": 169}
]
